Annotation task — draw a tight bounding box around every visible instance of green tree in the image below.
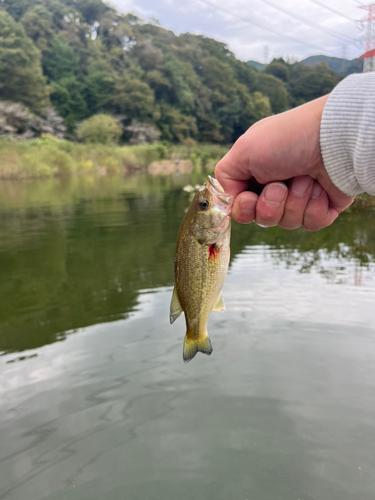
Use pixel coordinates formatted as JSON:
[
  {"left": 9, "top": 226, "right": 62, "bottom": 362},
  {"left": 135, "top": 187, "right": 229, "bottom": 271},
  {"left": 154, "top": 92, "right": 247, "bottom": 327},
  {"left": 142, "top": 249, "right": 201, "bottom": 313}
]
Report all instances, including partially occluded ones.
[
  {"left": 20, "top": 5, "right": 54, "bottom": 52},
  {"left": 59, "top": 6, "right": 91, "bottom": 53},
  {"left": 0, "top": 0, "right": 347, "bottom": 143},
  {"left": 200, "top": 56, "right": 236, "bottom": 107},
  {"left": 218, "top": 89, "right": 271, "bottom": 142},
  {"left": 132, "top": 39, "right": 163, "bottom": 71},
  {"left": 289, "top": 62, "right": 339, "bottom": 104},
  {"left": 98, "top": 11, "right": 134, "bottom": 50},
  {"left": 112, "top": 72, "right": 155, "bottom": 120},
  {"left": 196, "top": 115, "right": 223, "bottom": 143},
  {"left": 83, "top": 71, "right": 114, "bottom": 113},
  {"left": 1, "top": 0, "right": 67, "bottom": 27},
  {"left": 245, "top": 91, "right": 272, "bottom": 125},
  {"left": 0, "top": 11, "right": 50, "bottom": 112},
  {"left": 158, "top": 105, "right": 197, "bottom": 142},
  {"left": 256, "top": 73, "right": 289, "bottom": 113},
  {"left": 146, "top": 70, "right": 172, "bottom": 100},
  {"left": 218, "top": 98, "right": 245, "bottom": 142},
  {"left": 231, "top": 59, "right": 258, "bottom": 92},
  {"left": 0, "top": 0, "right": 36, "bottom": 21},
  {"left": 64, "top": 0, "right": 110, "bottom": 25},
  {"left": 43, "top": 37, "right": 79, "bottom": 81},
  {"left": 162, "top": 55, "right": 196, "bottom": 112},
  {"left": 264, "top": 58, "right": 291, "bottom": 82},
  {"left": 50, "top": 76, "right": 88, "bottom": 131},
  {"left": 77, "top": 114, "right": 122, "bottom": 144}
]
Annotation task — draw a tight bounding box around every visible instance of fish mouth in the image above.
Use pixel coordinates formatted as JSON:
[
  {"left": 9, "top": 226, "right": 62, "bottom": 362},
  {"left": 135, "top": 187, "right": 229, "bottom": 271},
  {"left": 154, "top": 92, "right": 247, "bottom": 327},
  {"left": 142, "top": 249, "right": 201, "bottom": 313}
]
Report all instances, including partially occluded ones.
[{"left": 206, "top": 176, "right": 233, "bottom": 206}]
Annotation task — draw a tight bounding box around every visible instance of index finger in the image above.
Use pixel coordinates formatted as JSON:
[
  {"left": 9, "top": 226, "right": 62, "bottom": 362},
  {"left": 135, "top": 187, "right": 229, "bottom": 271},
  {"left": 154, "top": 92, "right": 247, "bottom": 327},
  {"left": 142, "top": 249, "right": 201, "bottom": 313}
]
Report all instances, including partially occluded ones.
[{"left": 215, "top": 136, "right": 253, "bottom": 197}]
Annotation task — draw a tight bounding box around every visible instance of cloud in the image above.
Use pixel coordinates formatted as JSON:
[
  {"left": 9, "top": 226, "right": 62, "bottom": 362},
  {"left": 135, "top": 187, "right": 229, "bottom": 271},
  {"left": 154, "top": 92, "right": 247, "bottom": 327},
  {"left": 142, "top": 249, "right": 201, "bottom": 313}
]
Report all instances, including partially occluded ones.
[{"left": 111, "top": 0, "right": 365, "bottom": 62}]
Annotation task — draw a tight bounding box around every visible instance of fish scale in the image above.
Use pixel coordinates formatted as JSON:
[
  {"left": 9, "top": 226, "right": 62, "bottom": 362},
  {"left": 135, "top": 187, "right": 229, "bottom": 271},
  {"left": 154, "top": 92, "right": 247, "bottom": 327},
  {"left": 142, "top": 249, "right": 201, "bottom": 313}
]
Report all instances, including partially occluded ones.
[{"left": 170, "top": 176, "right": 232, "bottom": 363}]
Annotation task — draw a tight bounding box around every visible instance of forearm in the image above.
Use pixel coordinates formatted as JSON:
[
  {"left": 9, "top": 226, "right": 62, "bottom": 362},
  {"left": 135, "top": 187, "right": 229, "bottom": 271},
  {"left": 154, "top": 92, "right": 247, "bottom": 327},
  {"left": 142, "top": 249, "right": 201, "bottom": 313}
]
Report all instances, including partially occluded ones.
[{"left": 320, "top": 73, "right": 375, "bottom": 196}]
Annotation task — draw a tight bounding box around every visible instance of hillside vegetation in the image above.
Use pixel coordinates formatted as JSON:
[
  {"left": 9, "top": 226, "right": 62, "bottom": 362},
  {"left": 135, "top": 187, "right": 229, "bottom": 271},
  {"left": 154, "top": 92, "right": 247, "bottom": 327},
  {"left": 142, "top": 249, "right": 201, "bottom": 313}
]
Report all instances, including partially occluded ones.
[
  {"left": 248, "top": 55, "right": 363, "bottom": 76},
  {"left": 0, "top": 0, "right": 344, "bottom": 146}
]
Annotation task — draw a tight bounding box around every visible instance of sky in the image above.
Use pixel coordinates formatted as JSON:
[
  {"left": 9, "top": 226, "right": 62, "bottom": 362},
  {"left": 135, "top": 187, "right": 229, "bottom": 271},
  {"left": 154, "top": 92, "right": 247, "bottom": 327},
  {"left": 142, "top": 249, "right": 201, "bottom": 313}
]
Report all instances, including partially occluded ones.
[{"left": 110, "top": 0, "right": 369, "bottom": 63}]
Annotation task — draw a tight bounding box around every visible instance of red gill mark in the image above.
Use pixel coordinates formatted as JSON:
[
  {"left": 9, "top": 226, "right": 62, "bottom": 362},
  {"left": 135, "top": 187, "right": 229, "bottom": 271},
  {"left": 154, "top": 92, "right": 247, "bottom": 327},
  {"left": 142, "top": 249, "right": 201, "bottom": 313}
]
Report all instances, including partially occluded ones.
[{"left": 208, "top": 244, "right": 221, "bottom": 260}]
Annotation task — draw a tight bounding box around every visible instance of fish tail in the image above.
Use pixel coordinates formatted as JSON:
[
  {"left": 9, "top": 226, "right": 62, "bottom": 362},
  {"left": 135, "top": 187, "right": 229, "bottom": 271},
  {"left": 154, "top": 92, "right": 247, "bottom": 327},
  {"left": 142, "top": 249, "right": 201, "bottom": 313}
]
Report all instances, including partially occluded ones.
[{"left": 183, "top": 333, "right": 213, "bottom": 363}]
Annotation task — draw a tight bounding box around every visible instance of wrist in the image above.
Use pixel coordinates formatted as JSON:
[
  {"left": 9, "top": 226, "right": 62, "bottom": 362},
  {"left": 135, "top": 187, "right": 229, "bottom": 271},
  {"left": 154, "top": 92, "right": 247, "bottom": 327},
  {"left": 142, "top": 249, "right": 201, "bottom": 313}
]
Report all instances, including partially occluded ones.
[{"left": 305, "top": 95, "right": 330, "bottom": 172}]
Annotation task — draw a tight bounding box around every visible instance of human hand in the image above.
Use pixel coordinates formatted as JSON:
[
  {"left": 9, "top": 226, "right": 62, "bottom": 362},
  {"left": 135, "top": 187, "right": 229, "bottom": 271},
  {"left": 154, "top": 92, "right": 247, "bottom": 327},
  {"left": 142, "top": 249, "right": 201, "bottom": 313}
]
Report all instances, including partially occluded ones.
[{"left": 215, "top": 95, "right": 355, "bottom": 231}]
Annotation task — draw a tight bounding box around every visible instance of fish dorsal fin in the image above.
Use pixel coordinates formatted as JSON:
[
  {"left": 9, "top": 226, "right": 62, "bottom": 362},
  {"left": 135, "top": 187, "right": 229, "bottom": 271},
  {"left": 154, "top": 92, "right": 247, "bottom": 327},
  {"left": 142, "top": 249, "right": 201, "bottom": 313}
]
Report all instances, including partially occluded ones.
[
  {"left": 170, "top": 286, "right": 183, "bottom": 324},
  {"left": 213, "top": 292, "right": 226, "bottom": 312}
]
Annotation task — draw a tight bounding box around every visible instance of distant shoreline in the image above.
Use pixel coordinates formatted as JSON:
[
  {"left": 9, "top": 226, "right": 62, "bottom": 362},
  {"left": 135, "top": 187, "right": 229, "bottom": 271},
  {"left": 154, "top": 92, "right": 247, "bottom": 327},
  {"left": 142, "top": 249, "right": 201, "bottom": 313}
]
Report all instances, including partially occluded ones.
[
  {"left": 0, "top": 137, "right": 372, "bottom": 210},
  {"left": 0, "top": 137, "right": 227, "bottom": 180}
]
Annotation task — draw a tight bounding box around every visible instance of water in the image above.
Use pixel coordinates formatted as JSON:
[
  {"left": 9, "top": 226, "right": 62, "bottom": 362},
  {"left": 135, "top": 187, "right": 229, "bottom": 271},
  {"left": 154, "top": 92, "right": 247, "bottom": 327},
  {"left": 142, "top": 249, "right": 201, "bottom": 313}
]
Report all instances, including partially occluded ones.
[{"left": 1, "top": 174, "right": 375, "bottom": 500}]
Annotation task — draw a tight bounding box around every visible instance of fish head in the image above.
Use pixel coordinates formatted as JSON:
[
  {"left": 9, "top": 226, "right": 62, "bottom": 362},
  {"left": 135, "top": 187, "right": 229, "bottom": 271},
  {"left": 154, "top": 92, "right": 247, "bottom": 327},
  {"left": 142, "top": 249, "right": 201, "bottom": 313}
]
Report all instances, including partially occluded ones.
[{"left": 190, "top": 176, "right": 233, "bottom": 244}]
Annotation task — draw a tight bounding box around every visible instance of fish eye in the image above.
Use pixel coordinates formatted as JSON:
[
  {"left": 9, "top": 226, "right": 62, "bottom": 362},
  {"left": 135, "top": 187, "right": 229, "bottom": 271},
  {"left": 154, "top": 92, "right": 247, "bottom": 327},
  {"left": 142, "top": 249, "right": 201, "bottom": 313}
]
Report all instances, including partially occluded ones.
[{"left": 199, "top": 200, "right": 209, "bottom": 211}]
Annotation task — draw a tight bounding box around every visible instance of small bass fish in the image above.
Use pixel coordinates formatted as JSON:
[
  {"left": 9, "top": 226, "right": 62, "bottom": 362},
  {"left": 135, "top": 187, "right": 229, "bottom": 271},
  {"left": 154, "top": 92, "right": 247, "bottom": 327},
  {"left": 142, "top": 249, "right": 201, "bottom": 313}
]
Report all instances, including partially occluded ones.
[{"left": 170, "top": 176, "right": 233, "bottom": 363}]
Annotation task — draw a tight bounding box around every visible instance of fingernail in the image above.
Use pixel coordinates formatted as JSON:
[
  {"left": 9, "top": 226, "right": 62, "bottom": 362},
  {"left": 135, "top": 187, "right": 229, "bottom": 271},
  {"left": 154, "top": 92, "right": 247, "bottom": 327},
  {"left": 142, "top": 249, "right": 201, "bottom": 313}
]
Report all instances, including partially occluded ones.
[
  {"left": 311, "top": 183, "right": 322, "bottom": 199},
  {"left": 239, "top": 197, "right": 256, "bottom": 214},
  {"left": 291, "top": 177, "right": 311, "bottom": 196},
  {"left": 264, "top": 183, "right": 287, "bottom": 206}
]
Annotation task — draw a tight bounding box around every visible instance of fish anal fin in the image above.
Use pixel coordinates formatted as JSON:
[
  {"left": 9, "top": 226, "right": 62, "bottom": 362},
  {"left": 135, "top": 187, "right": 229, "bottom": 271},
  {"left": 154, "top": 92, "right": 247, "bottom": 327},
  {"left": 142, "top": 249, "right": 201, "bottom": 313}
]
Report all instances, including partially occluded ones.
[
  {"left": 183, "top": 335, "right": 213, "bottom": 363},
  {"left": 170, "top": 286, "right": 183, "bottom": 324},
  {"left": 213, "top": 292, "right": 225, "bottom": 312}
]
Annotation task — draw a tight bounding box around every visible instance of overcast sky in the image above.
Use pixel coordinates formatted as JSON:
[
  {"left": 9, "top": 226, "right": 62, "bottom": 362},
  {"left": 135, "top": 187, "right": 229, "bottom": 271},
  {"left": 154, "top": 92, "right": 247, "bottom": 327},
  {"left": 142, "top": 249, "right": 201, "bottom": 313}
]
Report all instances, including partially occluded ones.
[{"left": 110, "top": 0, "right": 368, "bottom": 63}]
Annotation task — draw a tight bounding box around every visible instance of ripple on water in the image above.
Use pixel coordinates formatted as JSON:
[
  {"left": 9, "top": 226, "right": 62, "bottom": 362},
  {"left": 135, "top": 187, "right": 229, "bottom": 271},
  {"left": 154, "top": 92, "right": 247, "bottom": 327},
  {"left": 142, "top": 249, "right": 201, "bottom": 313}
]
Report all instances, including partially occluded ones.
[{"left": 1, "top": 178, "right": 375, "bottom": 500}]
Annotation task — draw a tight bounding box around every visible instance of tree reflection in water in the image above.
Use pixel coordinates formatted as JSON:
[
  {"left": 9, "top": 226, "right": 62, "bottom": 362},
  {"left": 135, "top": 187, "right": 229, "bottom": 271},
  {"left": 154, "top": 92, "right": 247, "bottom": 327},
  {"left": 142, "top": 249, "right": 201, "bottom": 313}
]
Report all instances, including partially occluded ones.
[{"left": 0, "top": 174, "right": 374, "bottom": 354}]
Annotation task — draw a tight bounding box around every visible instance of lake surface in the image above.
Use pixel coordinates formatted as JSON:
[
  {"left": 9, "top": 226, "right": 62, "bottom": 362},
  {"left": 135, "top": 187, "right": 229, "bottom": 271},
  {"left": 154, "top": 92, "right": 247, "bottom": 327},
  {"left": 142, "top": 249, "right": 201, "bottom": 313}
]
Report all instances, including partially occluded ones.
[{"left": 1, "top": 173, "right": 375, "bottom": 500}]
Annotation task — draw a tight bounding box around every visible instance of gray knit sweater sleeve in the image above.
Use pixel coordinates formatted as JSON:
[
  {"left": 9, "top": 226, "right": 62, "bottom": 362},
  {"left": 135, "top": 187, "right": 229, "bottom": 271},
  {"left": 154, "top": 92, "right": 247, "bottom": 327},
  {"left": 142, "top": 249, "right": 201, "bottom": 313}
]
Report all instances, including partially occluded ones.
[{"left": 320, "top": 72, "right": 375, "bottom": 196}]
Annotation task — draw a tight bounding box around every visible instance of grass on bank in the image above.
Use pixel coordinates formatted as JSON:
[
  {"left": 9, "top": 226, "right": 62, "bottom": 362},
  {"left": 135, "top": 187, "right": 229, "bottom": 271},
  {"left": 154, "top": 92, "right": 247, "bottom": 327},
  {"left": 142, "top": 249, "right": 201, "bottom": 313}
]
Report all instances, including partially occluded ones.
[
  {"left": 0, "top": 135, "right": 229, "bottom": 180},
  {"left": 2, "top": 136, "right": 374, "bottom": 211}
]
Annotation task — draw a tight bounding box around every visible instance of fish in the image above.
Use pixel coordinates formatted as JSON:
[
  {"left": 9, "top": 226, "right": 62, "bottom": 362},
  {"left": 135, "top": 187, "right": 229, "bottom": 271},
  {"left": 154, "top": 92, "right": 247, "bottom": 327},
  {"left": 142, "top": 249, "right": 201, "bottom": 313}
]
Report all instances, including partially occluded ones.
[{"left": 170, "top": 175, "right": 233, "bottom": 363}]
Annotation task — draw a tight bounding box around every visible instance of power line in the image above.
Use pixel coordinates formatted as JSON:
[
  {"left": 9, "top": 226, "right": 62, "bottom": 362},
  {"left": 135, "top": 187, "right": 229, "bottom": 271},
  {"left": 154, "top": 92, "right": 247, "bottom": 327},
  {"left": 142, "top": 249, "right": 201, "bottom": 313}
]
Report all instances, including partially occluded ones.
[
  {"left": 258, "top": 0, "right": 358, "bottom": 45},
  {"left": 304, "top": 0, "right": 357, "bottom": 23},
  {"left": 197, "top": 0, "right": 334, "bottom": 54}
]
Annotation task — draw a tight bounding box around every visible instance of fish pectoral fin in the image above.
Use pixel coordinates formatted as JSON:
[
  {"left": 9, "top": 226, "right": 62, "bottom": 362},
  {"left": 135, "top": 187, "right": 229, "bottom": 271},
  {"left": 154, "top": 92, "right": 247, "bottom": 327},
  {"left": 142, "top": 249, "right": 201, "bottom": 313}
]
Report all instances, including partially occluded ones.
[
  {"left": 213, "top": 292, "right": 226, "bottom": 312},
  {"left": 170, "top": 286, "right": 183, "bottom": 324},
  {"left": 183, "top": 334, "right": 213, "bottom": 363}
]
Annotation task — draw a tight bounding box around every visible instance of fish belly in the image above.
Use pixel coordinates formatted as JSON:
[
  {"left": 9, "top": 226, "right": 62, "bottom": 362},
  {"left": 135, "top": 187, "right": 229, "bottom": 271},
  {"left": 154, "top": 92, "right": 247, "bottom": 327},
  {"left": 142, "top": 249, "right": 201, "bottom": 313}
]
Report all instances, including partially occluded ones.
[{"left": 175, "top": 233, "right": 229, "bottom": 340}]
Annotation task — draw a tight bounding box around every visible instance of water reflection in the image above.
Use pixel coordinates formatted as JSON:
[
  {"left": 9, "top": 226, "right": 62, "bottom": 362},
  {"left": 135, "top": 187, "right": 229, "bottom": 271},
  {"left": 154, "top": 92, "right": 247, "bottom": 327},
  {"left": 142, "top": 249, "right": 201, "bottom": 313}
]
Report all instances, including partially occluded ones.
[
  {"left": 1, "top": 258, "right": 375, "bottom": 500},
  {"left": 0, "top": 174, "right": 374, "bottom": 354},
  {"left": 1, "top": 174, "right": 375, "bottom": 500}
]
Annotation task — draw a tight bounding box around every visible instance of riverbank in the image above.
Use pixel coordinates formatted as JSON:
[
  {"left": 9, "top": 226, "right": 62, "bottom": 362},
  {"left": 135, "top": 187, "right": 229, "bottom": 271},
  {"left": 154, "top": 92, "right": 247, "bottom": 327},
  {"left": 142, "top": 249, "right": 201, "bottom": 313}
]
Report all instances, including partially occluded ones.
[
  {"left": 1, "top": 137, "right": 374, "bottom": 211},
  {"left": 0, "top": 136, "right": 228, "bottom": 180}
]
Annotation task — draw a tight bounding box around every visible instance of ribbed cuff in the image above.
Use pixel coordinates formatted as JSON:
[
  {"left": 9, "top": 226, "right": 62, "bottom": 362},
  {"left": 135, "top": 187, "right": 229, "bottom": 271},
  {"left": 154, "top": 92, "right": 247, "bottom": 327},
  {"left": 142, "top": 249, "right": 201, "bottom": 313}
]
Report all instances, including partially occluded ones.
[{"left": 320, "top": 73, "right": 375, "bottom": 196}]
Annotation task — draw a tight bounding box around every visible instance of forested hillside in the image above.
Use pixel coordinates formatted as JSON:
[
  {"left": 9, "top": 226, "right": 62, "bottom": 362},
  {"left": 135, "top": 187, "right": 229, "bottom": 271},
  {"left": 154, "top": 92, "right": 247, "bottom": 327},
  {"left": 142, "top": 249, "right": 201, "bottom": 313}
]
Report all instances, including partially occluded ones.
[
  {"left": 248, "top": 55, "right": 363, "bottom": 76},
  {"left": 0, "top": 0, "right": 342, "bottom": 143}
]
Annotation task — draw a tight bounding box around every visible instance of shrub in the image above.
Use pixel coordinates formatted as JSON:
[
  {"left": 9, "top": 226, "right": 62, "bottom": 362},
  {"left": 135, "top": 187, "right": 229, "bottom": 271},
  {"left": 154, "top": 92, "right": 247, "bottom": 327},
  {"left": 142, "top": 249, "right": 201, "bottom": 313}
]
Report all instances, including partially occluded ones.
[
  {"left": 0, "top": 101, "right": 66, "bottom": 139},
  {"left": 76, "top": 114, "right": 122, "bottom": 144},
  {"left": 0, "top": 148, "right": 22, "bottom": 178},
  {"left": 124, "top": 120, "right": 161, "bottom": 144},
  {"left": 131, "top": 144, "right": 166, "bottom": 167},
  {"left": 21, "top": 142, "right": 74, "bottom": 177},
  {"left": 22, "top": 150, "right": 58, "bottom": 177},
  {"left": 156, "top": 143, "right": 167, "bottom": 159},
  {"left": 103, "top": 156, "right": 122, "bottom": 173}
]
